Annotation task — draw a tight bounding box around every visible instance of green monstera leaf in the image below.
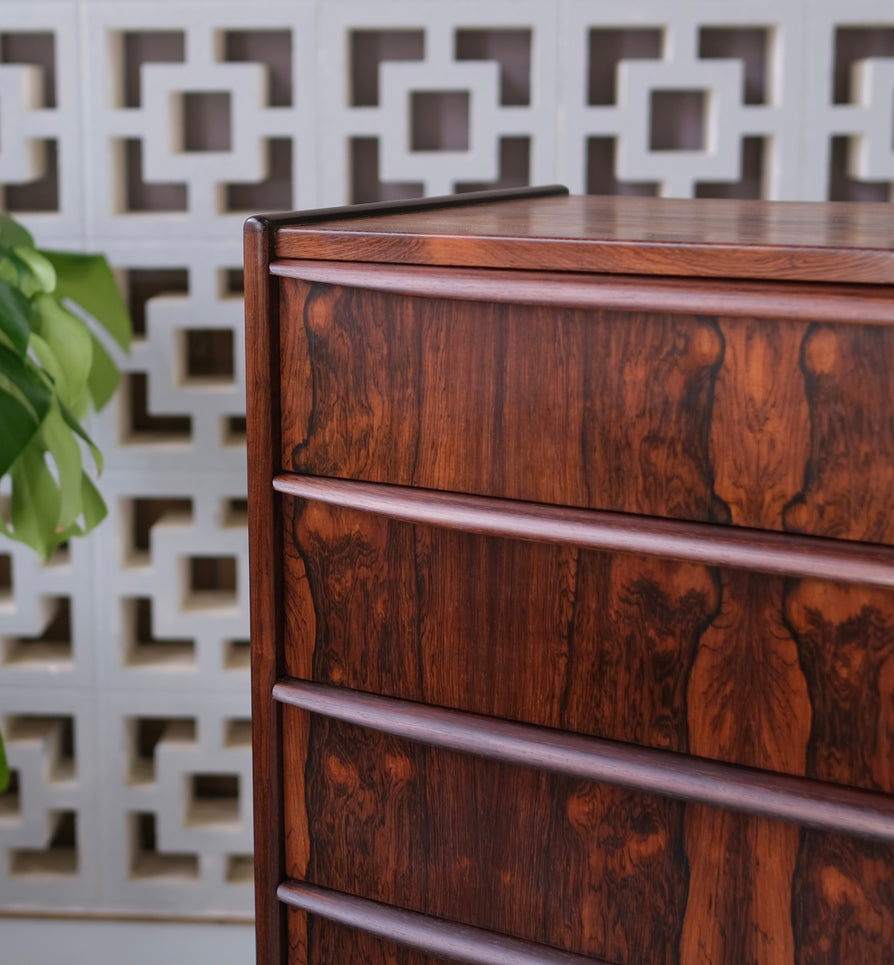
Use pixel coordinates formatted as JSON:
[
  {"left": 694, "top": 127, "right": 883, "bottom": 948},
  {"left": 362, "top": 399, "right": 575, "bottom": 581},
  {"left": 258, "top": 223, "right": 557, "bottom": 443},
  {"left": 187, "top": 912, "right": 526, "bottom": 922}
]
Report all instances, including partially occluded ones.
[
  {"left": 0, "top": 212, "right": 131, "bottom": 559},
  {"left": 0, "top": 734, "right": 8, "bottom": 794}
]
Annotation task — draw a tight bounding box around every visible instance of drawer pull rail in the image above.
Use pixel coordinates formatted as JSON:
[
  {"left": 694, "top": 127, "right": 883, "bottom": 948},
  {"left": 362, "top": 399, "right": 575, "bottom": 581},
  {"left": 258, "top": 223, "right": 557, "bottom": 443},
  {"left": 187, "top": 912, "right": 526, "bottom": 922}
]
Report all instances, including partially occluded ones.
[
  {"left": 273, "top": 474, "right": 894, "bottom": 588},
  {"left": 269, "top": 259, "right": 894, "bottom": 324},
  {"left": 273, "top": 678, "right": 894, "bottom": 842},
  {"left": 277, "top": 880, "right": 605, "bottom": 965}
]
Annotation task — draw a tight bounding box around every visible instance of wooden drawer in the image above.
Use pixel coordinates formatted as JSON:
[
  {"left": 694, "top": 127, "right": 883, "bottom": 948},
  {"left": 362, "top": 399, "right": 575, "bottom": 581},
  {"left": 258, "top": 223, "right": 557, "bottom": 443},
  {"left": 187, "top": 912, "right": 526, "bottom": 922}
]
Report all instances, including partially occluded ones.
[
  {"left": 279, "top": 496, "right": 894, "bottom": 795},
  {"left": 278, "top": 271, "right": 894, "bottom": 544},
  {"left": 278, "top": 710, "right": 894, "bottom": 965}
]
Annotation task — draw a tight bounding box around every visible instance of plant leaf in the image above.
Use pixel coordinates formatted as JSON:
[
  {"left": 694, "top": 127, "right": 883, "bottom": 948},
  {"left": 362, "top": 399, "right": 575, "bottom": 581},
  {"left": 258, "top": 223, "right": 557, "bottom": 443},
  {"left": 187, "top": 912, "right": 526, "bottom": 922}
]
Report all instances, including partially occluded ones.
[
  {"left": 30, "top": 295, "right": 93, "bottom": 410},
  {"left": 27, "top": 330, "right": 63, "bottom": 392},
  {"left": 59, "top": 400, "right": 103, "bottom": 473},
  {"left": 0, "top": 385, "right": 42, "bottom": 477},
  {"left": 10, "top": 245, "right": 57, "bottom": 294},
  {"left": 0, "top": 340, "right": 52, "bottom": 424},
  {"left": 0, "top": 212, "right": 34, "bottom": 250},
  {"left": 40, "top": 250, "right": 132, "bottom": 351},
  {"left": 41, "top": 402, "right": 83, "bottom": 531},
  {"left": 0, "top": 277, "right": 32, "bottom": 356},
  {"left": 86, "top": 332, "right": 120, "bottom": 411},
  {"left": 0, "top": 733, "right": 9, "bottom": 793},
  {"left": 79, "top": 473, "right": 108, "bottom": 531},
  {"left": 8, "top": 437, "right": 61, "bottom": 560}
]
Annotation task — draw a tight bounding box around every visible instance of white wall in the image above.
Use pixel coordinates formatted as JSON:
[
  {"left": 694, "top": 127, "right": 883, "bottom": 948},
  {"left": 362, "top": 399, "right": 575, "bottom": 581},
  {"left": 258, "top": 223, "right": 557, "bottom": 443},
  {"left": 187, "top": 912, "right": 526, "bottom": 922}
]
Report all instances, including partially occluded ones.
[{"left": 0, "top": 917, "right": 254, "bottom": 965}]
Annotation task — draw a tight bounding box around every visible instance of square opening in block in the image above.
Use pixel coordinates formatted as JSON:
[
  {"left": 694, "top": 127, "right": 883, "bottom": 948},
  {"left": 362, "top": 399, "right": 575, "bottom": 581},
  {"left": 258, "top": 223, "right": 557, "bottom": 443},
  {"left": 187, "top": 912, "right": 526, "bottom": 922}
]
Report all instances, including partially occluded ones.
[
  {"left": 182, "top": 91, "right": 231, "bottom": 152},
  {"left": 650, "top": 90, "right": 706, "bottom": 151},
  {"left": 187, "top": 773, "right": 240, "bottom": 826},
  {"left": 130, "top": 812, "right": 198, "bottom": 879},
  {"left": 9, "top": 810, "right": 77, "bottom": 876},
  {"left": 411, "top": 91, "right": 470, "bottom": 151}
]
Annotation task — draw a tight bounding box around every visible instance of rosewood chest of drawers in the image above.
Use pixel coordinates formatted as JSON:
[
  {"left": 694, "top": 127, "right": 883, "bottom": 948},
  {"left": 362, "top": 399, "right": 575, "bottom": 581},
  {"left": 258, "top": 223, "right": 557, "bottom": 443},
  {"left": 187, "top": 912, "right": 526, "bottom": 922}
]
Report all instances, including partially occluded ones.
[{"left": 244, "top": 186, "right": 894, "bottom": 965}]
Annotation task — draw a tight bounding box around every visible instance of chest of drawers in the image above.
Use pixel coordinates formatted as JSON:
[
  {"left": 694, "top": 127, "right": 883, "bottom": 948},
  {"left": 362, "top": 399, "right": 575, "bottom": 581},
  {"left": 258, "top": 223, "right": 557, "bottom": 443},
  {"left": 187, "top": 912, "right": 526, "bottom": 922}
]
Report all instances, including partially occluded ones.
[{"left": 245, "top": 186, "right": 894, "bottom": 965}]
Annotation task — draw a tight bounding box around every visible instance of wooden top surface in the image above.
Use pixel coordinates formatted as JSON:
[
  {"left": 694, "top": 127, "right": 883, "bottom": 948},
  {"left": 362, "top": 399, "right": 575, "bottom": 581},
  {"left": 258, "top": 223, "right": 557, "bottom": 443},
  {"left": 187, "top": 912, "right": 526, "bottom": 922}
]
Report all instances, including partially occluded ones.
[{"left": 266, "top": 190, "right": 894, "bottom": 285}]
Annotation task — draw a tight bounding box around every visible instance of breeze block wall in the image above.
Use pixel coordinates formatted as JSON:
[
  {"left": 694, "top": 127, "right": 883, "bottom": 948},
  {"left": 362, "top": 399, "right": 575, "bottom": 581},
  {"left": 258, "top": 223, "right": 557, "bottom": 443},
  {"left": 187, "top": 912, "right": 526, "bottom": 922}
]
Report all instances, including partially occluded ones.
[{"left": 0, "top": 0, "right": 892, "bottom": 920}]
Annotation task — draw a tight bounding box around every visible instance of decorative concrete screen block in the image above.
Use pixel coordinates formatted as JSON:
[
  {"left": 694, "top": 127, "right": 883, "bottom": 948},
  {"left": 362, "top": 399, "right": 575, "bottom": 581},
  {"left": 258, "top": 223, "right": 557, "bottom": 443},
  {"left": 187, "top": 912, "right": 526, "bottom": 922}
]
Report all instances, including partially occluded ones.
[
  {"left": 0, "top": 3, "right": 83, "bottom": 240},
  {"left": 84, "top": 2, "right": 317, "bottom": 239},
  {"left": 99, "top": 693, "right": 252, "bottom": 916},
  {"left": 89, "top": 243, "right": 248, "bottom": 473},
  {"left": 0, "top": 538, "right": 95, "bottom": 691},
  {"left": 0, "top": 688, "right": 99, "bottom": 910},
  {"left": 803, "top": 0, "right": 894, "bottom": 200},
  {"left": 317, "top": 0, "right": 559, "bottom": 205},
  {"left": 92, "top": 470, "right": 250, "bottom": 692},
  {"left": 2, "top": 0, "right": 894, "bottom": 924},
  {"left": 561, "top": 1, "right": 804, "bottom": 198}
]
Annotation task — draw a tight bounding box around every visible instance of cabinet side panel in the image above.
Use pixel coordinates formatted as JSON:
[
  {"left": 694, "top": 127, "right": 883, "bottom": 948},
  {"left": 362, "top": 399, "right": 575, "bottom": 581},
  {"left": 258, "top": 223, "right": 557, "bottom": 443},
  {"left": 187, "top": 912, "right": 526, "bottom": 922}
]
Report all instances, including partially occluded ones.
[{"left": 245, "top": 220, "right": 289, "bottom": 964}]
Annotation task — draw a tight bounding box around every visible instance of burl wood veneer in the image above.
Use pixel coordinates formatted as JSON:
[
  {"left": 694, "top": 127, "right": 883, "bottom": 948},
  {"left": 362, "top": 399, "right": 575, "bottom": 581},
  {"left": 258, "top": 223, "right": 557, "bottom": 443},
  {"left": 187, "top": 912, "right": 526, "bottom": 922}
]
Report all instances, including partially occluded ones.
[{"left": 245, "top": 186, "right": 894, "bottom": 965}]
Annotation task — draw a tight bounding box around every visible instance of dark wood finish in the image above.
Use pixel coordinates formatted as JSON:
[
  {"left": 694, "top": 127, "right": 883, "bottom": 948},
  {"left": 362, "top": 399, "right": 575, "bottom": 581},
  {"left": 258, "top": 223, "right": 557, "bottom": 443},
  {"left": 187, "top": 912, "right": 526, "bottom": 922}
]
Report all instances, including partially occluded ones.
[
  {"left": 277, "top": 881, "right": 603, "bottom": 965},
  {"left": 270, "top": 259, "right": 894, "bottom": 325},
  {"left": 273, "top": 473, "right": 894, "bottom": 588},
  {"left": 246, "top": 191, "right": 894, "bottom": 965},
  {"left": 279, "top": 280, "right": 894, "bottom": 543},
  {"left": 273, "top": 678, "right": 894, "bottom": 841},
  {"left": 278, "top": 499, "right": 894, "bottom": 791},
  {"left": 273, "top": 195, "right": 894, "bottom": 284},
  {"left": 243, "top": 217, "right": 288, "bottom": 965},
  {"left": 257, "top": 183, "right": 568, "bottom": 229},
  {"left": 280, "top": 712, "right": 894, "bottom": 964}
]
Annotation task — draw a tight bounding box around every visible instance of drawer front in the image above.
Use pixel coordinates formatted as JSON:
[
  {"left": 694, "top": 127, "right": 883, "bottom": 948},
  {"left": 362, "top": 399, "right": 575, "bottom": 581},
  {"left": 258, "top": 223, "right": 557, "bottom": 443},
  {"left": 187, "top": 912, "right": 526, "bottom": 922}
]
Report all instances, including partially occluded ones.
[
  {"left": 279, "top": 277, "right": 894, "bottom": 545},
  {"left": 287, "top": 911, "right": 468, "bottom": 965},
  {"left": 282, "top": 497, "right": 894, "bottom": 795},
  {"left": 281, "top": 710, "right": 894, "bottom": 965}
]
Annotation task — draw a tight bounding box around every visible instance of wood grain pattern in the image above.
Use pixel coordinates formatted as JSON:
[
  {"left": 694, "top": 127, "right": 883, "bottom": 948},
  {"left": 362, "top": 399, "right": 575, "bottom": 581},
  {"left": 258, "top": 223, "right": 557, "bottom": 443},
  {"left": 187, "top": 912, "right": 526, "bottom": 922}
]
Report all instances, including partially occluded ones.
[
  {"left": 783, "top": 321, "right": 894, "bottom": 961},
  {"left": 785, "top": 325, "right": 894, "bottom": 544},
  {"left": 273, "top": 195, "right": 894, "bottom": 284},
  {"left": 280, "top": 495, "right": 894, "bottom": 962},
  {"left": 282, "top": 710, "right": 894, "bottom": 965},
  {"left": 683, "top": 577, "right": 806, "bottom": 965},
  {"left": 282, "top": 499, "right": 713, "bottom": 743},
  {"left": 280, "top": 280, "right": 894, "bottom": 544},
  {"left": 786, "top": 581, "right": 894, "bottom": 961},
  {"left": 296, "top": 913, "right": 451, "bottom": 965},
  {"left": 279, "top": 496, "right": 316, "bottom": 961},
  {"left": 281, "top": 500, "right": 894, "bottom": 790},
  {"left": 289, "top": 712, "right": 685, "bottom": 963},
  {"left": 281, "top": 281, "right": 723, "bottom": 520},
  {"left": 683, "top": 315, "right": 813, "bottom": 961}
]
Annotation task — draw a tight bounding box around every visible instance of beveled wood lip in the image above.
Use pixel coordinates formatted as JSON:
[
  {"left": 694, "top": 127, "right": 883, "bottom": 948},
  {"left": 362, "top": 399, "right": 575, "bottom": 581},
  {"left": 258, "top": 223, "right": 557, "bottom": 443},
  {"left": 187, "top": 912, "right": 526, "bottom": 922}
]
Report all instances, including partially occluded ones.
[
  {"left": 274, "top": 679, "right": 894, "bottom": 841},
  {"left": 276, "top": 880, "right": 604, "bottom": 965},
  {"left": 271, "top": 195, "right": 894, "bottom": 284},
  {"left": 270, "top": 259, "right": 894, "bottom": 324},
  {"left": 246, "top": 183, "right": 568, "bottom": 232},
  {"left": 272, "top": 474, "right": 894, "bottom": 588}
]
